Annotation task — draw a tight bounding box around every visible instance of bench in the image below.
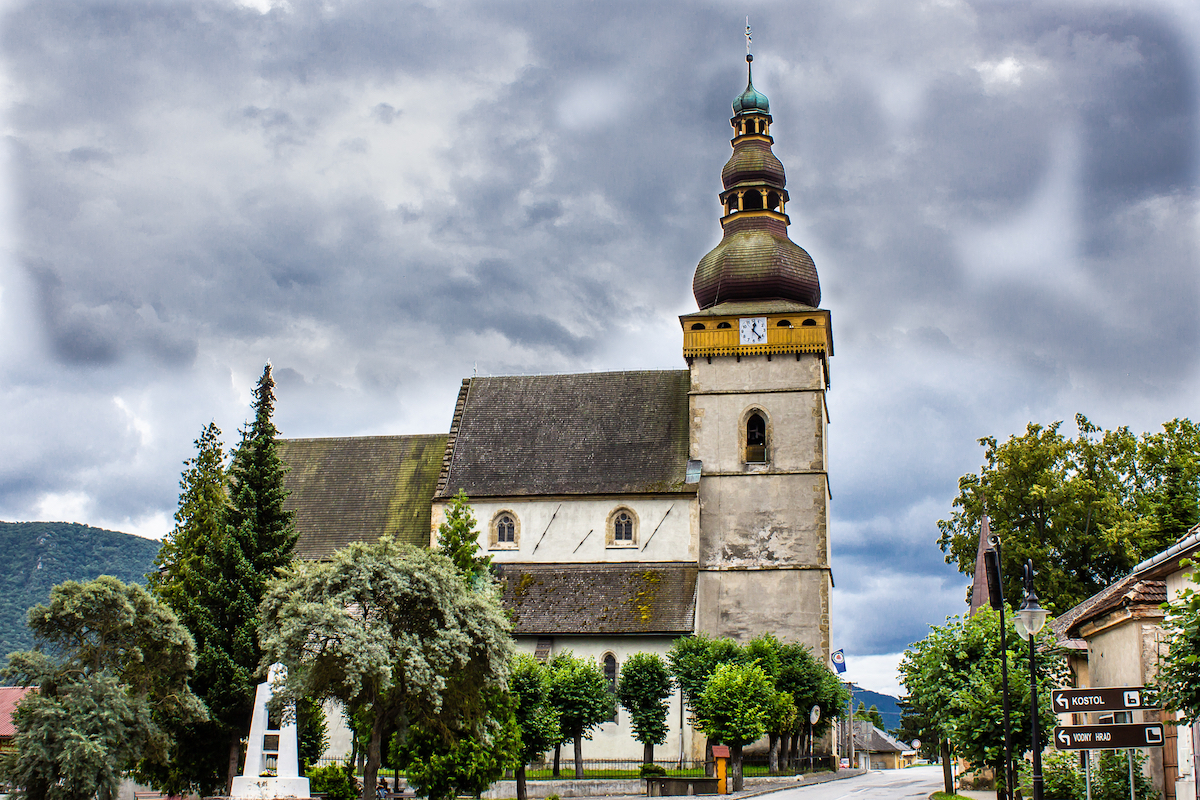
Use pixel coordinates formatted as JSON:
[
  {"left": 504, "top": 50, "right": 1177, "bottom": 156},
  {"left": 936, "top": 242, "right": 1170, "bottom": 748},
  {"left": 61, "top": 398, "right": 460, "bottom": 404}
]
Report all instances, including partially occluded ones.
[{"left": 645, "top": 777, "right": 722, "bottom": 796}]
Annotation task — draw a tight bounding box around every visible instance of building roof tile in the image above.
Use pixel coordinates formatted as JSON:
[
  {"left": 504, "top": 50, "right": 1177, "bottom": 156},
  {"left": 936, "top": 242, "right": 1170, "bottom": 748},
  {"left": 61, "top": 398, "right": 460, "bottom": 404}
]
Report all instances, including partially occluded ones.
[
  {"left": 278, "top": 434, "right": 446, "bottom": 559},
  {"left": 497, "top": 562, "right": 697, "bottom": 635},
  {"left": 0, "top": 686, "right": 34, "bottom": 739},
  {"left": 437, "top": 370, "right": 692, "bottom": 498}
]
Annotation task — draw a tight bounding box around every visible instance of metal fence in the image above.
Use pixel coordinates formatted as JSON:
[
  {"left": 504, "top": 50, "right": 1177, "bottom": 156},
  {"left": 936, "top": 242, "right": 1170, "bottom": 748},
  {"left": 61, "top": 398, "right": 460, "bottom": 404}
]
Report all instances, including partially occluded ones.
[{"left": 309, "top": 755, "right": 837, "bottom": 781}]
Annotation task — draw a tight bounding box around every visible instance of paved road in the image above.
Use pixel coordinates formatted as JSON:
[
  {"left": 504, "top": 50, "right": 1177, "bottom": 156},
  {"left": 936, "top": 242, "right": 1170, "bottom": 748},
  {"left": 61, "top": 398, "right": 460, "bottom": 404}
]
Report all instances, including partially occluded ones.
[{"left": 765, "top": 766, "right": 945, "bottom": 800}]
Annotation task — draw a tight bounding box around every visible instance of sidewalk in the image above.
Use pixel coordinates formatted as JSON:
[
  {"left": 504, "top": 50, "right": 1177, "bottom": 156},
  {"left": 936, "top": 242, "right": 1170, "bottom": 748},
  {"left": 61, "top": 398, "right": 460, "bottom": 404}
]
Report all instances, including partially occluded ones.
[{"left": 482, "top": 768, "right": 870, "bottom": 800}]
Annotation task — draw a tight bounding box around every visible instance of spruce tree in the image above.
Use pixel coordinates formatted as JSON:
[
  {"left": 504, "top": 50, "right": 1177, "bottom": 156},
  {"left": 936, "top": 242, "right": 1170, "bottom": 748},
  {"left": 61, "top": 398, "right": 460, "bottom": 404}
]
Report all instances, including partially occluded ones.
[{"left": 148, "top": 364, "right": 298, "bottom": 794}]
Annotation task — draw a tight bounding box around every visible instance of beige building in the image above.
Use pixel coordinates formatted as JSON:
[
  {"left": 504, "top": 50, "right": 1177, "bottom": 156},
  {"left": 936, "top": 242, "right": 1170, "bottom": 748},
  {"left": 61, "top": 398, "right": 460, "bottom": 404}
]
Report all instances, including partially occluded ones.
[
  {"left": 1054, "top": 528, "right": 1200, "bottom": 800},
  {"left": 278, "top": 53, "right": 835, "bottom": 762}
]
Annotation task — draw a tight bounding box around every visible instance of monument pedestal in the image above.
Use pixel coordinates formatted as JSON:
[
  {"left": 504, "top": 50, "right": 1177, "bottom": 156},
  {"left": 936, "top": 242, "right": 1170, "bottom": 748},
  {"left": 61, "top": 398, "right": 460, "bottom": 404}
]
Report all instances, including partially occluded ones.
[{"left": 230, "top": 777, "right": 311, "bottom": 800}]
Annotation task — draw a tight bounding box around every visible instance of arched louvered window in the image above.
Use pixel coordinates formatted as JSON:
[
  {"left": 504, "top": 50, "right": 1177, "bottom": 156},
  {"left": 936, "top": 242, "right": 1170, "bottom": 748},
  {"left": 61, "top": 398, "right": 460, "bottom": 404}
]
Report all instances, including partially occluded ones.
[{"left": 746, "top": 412, "right": 767, "bottom": 463}]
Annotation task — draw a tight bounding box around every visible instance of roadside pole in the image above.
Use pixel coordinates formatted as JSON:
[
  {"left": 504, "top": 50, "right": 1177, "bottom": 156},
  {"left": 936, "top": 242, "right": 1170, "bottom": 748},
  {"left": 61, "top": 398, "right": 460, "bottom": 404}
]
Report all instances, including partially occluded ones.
[{"left": 1085, "top": 751, "right": 1092, "bottom": 800}]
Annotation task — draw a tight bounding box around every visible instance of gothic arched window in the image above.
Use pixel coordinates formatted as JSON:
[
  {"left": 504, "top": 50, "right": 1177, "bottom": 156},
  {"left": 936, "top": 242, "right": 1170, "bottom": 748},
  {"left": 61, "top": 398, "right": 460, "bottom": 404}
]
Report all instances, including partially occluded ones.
[
  {"left": 607, "top": 508, "right": 638, "bottom": 547},
  {"left": 603, "top": 653, "right": 619, "bottom": 722},
  {"left": 490, "top": 511, "right": 520, "bottom": 549}
]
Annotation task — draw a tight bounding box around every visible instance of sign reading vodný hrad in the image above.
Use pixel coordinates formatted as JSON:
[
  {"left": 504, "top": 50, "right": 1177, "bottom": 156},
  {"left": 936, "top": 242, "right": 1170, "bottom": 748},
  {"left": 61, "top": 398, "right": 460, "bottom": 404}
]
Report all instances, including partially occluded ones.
[
  {"left": 1051, "top": 686, "right": 1154, "bottom": 714},
  {"left": 1053, "top": 723, "right": 1165, "bottom": 751}
]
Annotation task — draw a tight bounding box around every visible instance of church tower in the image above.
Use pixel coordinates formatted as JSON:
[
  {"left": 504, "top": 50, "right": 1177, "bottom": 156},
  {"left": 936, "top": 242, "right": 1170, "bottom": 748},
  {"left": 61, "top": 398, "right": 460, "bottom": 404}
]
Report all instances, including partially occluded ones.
[{"left": 681, "top": 51, "right": 833, "bottom": 659}]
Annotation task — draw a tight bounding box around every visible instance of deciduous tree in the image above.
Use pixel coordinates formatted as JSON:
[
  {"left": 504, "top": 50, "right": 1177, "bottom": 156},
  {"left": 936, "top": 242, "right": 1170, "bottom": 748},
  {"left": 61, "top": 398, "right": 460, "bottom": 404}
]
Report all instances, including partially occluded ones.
[
  {"left": 0, "top": 578, "right": 204, "bottom": 800},
  {"left": 938, "top": 416, "right": 1200, "bottom": 614},
  {"left": 616, "top": 652, "right": 674, "bottom": 765},
  {"left": 898, "top": 607, "right": 1065, "bottom": 797},
  {"left": 259, "top": 537, "right": 512, "bottom": 800},
  {"left": 1156, "top": 560, "right": 1200, "bottom": 724},
  {"left": 547, "top": 652, "right": 616, "bottom": 779},
  {"left": 509, "top": 654, "right": 560, "bottom": 800},
  {"left": 691, "top": 661, "right": 775, "bottom": 791}
]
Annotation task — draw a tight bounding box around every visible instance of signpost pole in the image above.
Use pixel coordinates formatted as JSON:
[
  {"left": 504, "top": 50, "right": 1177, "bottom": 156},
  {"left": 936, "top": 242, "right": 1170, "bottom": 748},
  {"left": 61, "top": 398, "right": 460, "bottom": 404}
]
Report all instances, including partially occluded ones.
[
  {"left": 1085, "top": 751, "right": 1092, "bottom": 800},
  {"left": 1127, "top": 750, "right": 1135, "bottom": 800}
]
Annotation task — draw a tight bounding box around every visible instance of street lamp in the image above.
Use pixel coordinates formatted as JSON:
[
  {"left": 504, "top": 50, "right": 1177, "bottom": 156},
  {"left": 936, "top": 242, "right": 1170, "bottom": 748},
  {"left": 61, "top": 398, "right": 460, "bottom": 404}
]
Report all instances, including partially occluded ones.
[{"left": 1013, "top": 560, "right": 1050, "bottom": 800}]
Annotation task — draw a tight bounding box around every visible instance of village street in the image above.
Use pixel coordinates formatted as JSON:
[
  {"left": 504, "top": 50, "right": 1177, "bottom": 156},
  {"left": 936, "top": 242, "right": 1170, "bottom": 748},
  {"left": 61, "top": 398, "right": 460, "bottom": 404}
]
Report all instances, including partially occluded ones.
[{"left": 765, "top": 766, "right": 944, "bottom": 800}]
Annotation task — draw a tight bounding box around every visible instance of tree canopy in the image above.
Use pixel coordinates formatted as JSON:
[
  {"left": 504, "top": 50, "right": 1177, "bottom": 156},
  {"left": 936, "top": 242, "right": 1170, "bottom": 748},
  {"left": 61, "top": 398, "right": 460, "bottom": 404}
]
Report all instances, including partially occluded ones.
[
  {"left": 616, "top": 652, "right": 674, "bottom": 765},
  {"left": 259, "top": 537, "right": 513, "bottom": 800},
  {"left": 938, "top": 415, "right": 1200, "bottom": 614},
  {"left": 547, "top": 652, "right": 616, "bottom": 779},
  {"left": 691, "top": 661, "right": 776, "bottom": 790},
  {"left": 0, "top": 577, "right": 204, "bottom": 800},
  {"left": 509, "top": 654, "right": 560, "bottom": 800},
  {"left": 435, "top": 491, "right": 492, "bottom": 584},
  {"left": 898, "top": 606, "right": 1065, "bottom": 790}
]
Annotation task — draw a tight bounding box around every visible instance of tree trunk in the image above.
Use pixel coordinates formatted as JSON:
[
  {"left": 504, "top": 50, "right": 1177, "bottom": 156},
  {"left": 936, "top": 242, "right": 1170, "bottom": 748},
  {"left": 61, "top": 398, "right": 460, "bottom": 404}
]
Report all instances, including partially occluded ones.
[
  {"left": 553, "top": 743, "right": 561, "bottom": 777},
  {"left": 941, "top": 739, "right": 954, "bottom": 794},
  {"left": 644, "top": 741, "right": 654, "bottom": 766},
  {"left": 705, "top": 737, "right": 714, "bottom": 776},
  {"left": 731, "top": 743, "right": 744, "bottom": 792},
  {"left": 362, "top": 703, "right": 386, "bottom": 800},
  {"left": 769, "top": 732, "right": 781, "bottom": 774},
  {"left": 227, "top": 730, "right": 243, "bottom": 793},
  {"left": 573, "top": 734, "right": 584, "bottom": 778},
  {"left": 516, "top": 764, "right": 527, "bottom": 800}
]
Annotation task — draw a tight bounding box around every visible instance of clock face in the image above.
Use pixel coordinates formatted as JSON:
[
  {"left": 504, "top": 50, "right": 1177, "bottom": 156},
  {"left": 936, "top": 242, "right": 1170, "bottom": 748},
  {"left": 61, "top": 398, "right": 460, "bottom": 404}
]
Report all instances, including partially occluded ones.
[{"left": 739, "top": 317, "right": 768, "bottom": 345}]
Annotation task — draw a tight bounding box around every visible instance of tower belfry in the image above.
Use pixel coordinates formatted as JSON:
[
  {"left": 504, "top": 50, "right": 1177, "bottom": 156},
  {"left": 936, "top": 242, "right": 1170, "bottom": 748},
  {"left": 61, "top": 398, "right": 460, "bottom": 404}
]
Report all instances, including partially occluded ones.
[{"left": 680, "top": 47, "right": 833, "bottom": 656}]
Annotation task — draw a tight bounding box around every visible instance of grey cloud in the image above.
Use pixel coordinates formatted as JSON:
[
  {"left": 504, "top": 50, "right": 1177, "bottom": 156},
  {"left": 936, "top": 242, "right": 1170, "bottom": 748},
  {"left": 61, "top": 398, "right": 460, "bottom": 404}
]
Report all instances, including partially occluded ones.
[{"left": 2, "top": 0, "right": 1197, "bottom": 669}]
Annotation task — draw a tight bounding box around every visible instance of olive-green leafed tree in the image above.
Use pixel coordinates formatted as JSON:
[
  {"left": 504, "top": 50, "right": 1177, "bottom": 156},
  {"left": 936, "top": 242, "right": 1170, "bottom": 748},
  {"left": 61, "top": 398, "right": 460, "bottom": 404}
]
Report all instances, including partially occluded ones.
[
  {"left": 938, "top": 415, "right": 1200, "bottom": 615},
  {"left": 0, "top": 577, "right": 205, "bottom": 800},
  {"left": 509, "top": 654, "right": 561, "bottom": 800},
  {"left": 398, "top": 498, "right": 519, "bottom": 799},
  {"left": 258, "top": 537, "right": 513, "bottom": 800},
  {"left": 616, "top": 652, "right": 674, "bottom": 765},
  {"left": 691, "top": 661, "right": 776, "bottom": 791},
  {"left": 546, "top": 652, "right": 617, "bottom": 778}
]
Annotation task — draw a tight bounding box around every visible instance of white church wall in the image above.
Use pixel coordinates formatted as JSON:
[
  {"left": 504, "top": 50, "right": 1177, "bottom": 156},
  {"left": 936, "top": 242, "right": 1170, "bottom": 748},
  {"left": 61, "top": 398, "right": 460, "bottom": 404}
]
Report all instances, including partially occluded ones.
[
  {"left": 432, "top": 496, "right": 699, "bottom": 564},
  {"left": 514, "top": 635, "right": 705, "bottom": 762}
]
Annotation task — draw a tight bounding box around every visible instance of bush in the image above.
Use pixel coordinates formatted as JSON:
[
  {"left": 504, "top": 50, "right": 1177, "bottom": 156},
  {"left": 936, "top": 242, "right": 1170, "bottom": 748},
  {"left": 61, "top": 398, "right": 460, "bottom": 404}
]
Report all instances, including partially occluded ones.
[
  {"left": 308, "top": 763, "right": 359, "bottom": 800},
  {"left": 640, "top": 764, "right": 667, "bottom": 778},
  {"left": 1017, "top": 749, "right": 1158, "bottom": 800}
]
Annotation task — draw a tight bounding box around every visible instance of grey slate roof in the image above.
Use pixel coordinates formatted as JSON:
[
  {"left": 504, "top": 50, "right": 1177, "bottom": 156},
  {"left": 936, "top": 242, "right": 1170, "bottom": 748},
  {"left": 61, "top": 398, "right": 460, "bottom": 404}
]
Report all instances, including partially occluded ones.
[
  {"left": 497, "top": 562, "right": 697, "bottom": 635},
  {"left": 436, "top": 370, "right": 693, "bottom": 499},
  {"left": 278, "top": 434, "right": 446, "bottom": 559}
]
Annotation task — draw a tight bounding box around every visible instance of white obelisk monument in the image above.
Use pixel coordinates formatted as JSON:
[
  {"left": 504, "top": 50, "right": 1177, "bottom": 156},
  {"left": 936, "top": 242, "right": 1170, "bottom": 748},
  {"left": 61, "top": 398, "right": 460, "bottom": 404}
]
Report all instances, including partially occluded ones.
[{"left": 230, "top": 664, "right": 311, "bottom": 800}]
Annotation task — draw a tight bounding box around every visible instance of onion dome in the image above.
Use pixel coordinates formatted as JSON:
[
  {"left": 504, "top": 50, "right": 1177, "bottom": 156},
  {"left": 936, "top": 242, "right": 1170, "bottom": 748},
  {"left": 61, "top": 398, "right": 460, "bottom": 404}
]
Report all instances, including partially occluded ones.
[
  {"left": 732, "top": 59, "right": 770, "bottom": 115},
  {"left": 692, "top": 54, "right": 821, "bottom": 309}
]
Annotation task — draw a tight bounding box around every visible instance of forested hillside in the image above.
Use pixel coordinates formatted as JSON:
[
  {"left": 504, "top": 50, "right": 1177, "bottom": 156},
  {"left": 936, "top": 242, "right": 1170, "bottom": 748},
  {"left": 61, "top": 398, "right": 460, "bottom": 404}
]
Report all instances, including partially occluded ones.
[{"left": 0, "top": 521, "right": 162, "bottom": 661}]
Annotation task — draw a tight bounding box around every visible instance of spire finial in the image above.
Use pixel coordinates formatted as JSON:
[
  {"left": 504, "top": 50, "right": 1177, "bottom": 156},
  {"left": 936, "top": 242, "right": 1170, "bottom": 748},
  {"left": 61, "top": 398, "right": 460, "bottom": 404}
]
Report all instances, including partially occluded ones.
[{"left": 745, "top": 18, "right": 752, "bottom": 62}]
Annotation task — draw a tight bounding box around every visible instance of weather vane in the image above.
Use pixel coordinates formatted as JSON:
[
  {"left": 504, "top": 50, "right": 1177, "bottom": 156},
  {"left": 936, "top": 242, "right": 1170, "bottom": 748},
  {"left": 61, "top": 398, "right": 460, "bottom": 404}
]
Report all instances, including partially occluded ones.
[{"left": 745, "top": 18, "right": 752, "bottom": 57}]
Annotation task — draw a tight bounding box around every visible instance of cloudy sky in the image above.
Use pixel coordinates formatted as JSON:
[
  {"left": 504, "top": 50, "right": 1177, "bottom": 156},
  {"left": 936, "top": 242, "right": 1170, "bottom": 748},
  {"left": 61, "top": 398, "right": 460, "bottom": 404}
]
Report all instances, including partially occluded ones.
[{"left": 1, "top": 0, "right": 1197, "bottom": 696}]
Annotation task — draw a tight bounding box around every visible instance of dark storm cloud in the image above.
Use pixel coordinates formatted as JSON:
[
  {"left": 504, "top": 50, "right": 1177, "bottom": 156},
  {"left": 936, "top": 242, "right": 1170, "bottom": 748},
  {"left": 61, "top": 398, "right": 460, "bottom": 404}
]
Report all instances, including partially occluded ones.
[{"left": 1, "top": 0, "right": 1197, "bottom": 673}]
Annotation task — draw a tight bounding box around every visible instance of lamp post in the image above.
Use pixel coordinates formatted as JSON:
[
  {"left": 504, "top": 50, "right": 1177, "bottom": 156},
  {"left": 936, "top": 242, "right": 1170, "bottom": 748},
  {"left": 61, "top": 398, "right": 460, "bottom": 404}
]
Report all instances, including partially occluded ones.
[{"left": 1013, "top": 559, "right": 1050, "bottom": 800}]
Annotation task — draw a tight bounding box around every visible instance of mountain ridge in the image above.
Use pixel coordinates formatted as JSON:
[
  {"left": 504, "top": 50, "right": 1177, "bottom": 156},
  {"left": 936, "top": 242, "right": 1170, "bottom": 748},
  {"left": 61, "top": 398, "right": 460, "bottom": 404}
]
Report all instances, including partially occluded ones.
[{"left": 0, "top": 521, "right": 162, "bottom": 662}]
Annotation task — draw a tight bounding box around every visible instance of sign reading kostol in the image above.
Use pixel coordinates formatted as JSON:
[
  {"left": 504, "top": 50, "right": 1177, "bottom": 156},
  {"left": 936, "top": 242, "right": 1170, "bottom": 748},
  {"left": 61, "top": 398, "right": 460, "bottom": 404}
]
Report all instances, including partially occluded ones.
[{"left": 1051, "top": 685, "right": 1163, "bottom": 752}]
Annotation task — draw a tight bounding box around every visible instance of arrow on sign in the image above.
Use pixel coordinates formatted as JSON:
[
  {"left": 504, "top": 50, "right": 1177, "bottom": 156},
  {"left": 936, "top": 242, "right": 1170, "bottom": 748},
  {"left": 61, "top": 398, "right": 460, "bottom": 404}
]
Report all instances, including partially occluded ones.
[
  {"left": 1057, "top": 729, "right": 1071, "bottom": 749},
  {"left": 1054, "top": 694, "right": 1070, "bottom": 712}
]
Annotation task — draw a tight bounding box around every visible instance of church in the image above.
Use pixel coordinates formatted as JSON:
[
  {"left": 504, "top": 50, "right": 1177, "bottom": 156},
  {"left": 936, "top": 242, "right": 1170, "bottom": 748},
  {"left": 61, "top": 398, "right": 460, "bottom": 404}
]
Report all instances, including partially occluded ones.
[{"left": 277, "top": 52, "right": 835, "bottom": 762}]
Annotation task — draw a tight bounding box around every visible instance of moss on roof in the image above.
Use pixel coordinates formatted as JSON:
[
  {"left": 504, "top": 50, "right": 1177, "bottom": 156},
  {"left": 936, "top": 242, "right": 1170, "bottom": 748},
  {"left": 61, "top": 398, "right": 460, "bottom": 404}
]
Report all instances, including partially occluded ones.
[{"left": 278, "top": 434, "right": 447, "bottom": 559}]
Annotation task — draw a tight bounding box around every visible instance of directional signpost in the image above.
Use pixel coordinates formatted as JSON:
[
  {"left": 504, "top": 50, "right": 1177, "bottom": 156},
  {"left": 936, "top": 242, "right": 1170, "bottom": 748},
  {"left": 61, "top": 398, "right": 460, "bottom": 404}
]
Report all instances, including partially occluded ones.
[
  {"left": 1053, "top": 723, "right": 1165, "bottom": 751},
  {"left": 1051, "top": 687, "right": 1155, "bottom": 714},
  {"left": 1051, "top": 685, "right": 1163, "bottom": 800}
]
